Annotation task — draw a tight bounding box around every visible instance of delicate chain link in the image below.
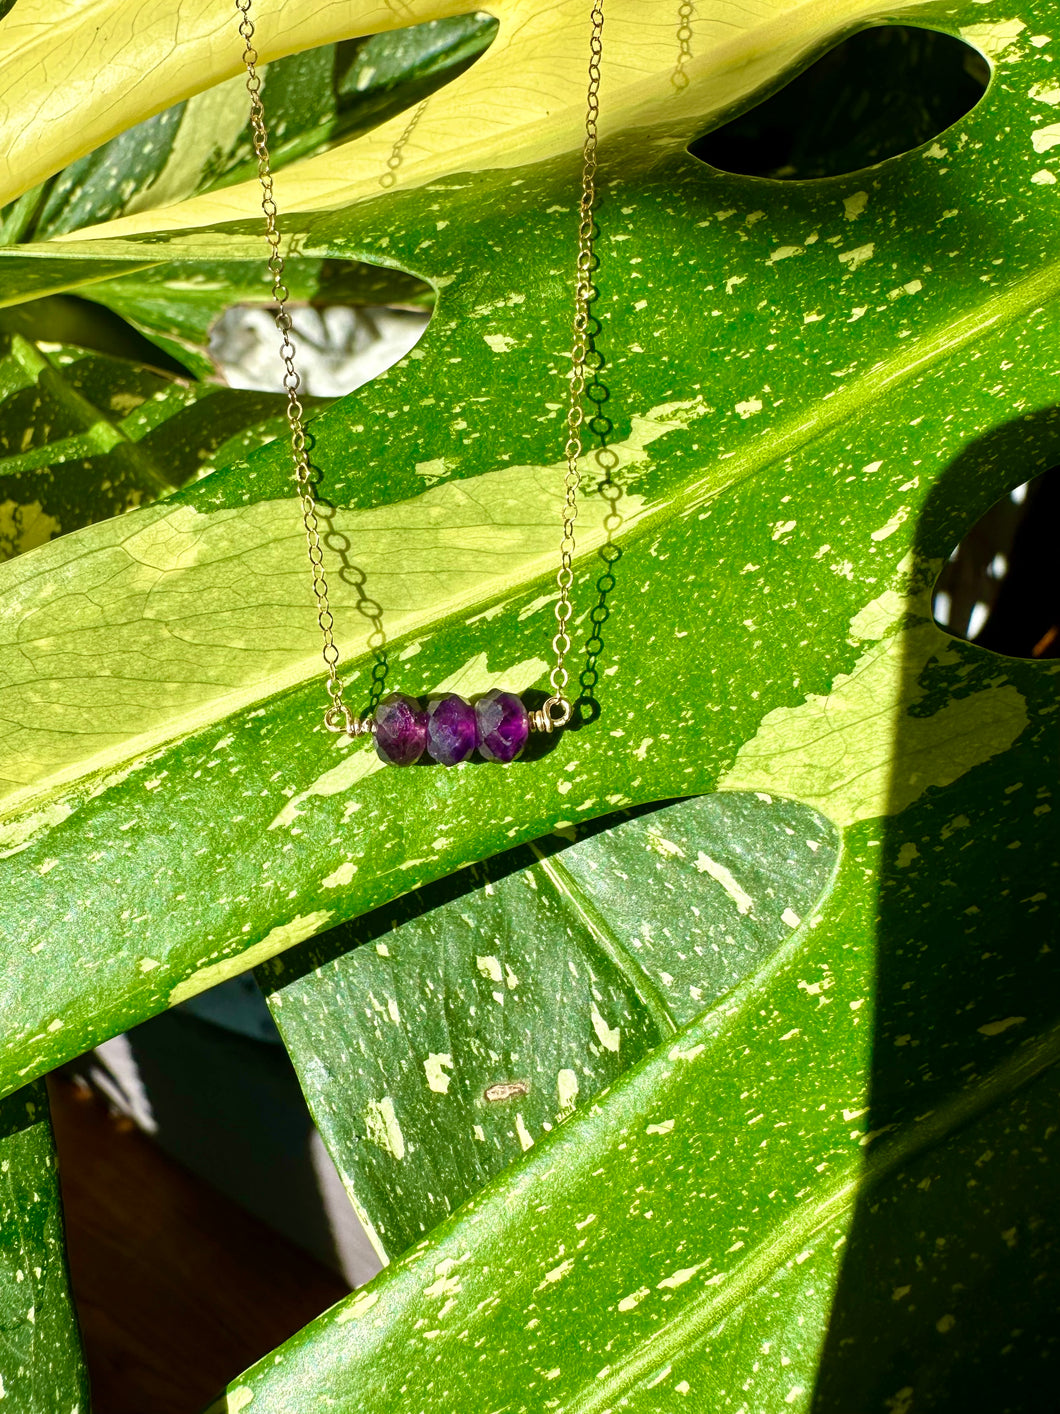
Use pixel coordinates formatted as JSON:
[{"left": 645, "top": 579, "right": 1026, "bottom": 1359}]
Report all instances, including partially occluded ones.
[
  {"left": 550, "top": 0, "right": 604, "bottom": 718},
  {"left": 236, "top": 0, "right": 356, "bottom": 732},
  {"left": 673, "top": 0, "right": 695, "bottom": 92},
  {"left": 236, "top": 0, "right": 603, "bottom": 735},
  {"left": 380, "top": 99, "right": 429, "bottom": 188}
]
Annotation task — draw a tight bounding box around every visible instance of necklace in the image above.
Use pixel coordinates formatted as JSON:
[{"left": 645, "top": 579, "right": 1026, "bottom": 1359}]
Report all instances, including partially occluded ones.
[{"left": 235, "top": 0, "right": 603, "bottom": 766}]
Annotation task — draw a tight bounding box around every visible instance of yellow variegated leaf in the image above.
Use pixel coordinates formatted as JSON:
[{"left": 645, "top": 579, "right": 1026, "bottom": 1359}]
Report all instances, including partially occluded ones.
[{"left": 2, "top": 0, "right": 936, "bottom": 242}]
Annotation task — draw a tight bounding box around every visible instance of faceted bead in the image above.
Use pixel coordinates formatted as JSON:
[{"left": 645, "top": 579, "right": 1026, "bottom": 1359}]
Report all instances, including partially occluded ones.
[
  {"left": 427, "top": 693, "right": 478, "bottom": 766},
  {"left": 475, "top": 689, "right": 529, "bottom": 763},
  {"left": 374, "top": 692, "right": 428, "bottom": 766}
]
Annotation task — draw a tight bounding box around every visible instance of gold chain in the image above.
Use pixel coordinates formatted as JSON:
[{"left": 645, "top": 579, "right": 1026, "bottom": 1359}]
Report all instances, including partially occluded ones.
[
  {"left": 673, "top": 0, "right": 695, "bottom": 91},
  {"left": 380, "top": 99, "right": 429, "bottom": 188},
  {"left": 236, "top": 0, "right": 603, "bottom": 736},
  {"left": 236, "top": 0, "right": 364, "bottom": 736},
  {"left": 549, "top": 0, "right": 604, "bottom": 726}
]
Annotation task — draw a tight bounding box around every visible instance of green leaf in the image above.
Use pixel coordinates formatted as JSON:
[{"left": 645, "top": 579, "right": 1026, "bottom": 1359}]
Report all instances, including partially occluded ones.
[
  {"left": 0, "top": 292, "right": 197, "bottom": 373},
  {"left": 0, "top": 329, "right": 326, "bottom": 561},
  {"left": 259, "top": 793, "right": 840, "bottom": 1259},
  {"left": 0, "top": 248, "right": 162, "bottom": 311},
  {"left": 29, "top": 101, "right": 192, "bottom": 242},
  {"left": 2, "top": 14, "right": 496, "bottom": 243},
  {"left": 217, "top": 835, "right": 1060, "bottom": 1411},
  {"left": 196, "top": 14, "right": 498, "bottom": 190},
  {"left": 0, "top": 0, "right": 1053, "bottom": 1113},
  {"left": 0, "top": 1082, "right": 88, "bottom": 1412},
  {"left": 0, "top": 0, "right": 1058, "bottom": 1407}
]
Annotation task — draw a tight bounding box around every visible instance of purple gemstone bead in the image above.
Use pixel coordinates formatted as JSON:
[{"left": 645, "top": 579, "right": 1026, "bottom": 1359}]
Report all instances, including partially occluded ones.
[
  {"left": 475, "top": 689, "right": 529, "bottom": 764},
  {"left": 374, "top": 692, "right": 428, "bottom": 766},
  {"left": 427, "top": 693, "right": 478, "bottom": 766}
]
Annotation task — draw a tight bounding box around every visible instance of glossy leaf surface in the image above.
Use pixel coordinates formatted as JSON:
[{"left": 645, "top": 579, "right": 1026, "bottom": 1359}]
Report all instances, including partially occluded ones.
[
  {"left": 0, "top": 330, "right": 323, "bottom": 560},
  {"left": 260, "top": 792, "right": 840, "bottom": 1259},
  {"left": 0, "top": 0, "right": 1056, "bottom": 1409},
  {"left": 0, "top": 1082, "right": 87, "bottom": 1412},
  {"left": 0, "top": 0, "right": 1053, "bottom": 1131},
  {"left": 0, "top": 12, "right": 496, "bottom": 242},
  {"left": 224, "top": 820, "right": 1060, "bottom": 1412}
]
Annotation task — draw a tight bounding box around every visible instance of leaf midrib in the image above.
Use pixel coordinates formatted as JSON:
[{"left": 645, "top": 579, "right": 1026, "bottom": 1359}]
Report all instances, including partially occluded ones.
[
  {"left": 0, "top": 243, "right": 1052, "bottom": 826},
  {"left": 26, "top": 223, "right": 1050, "bottom": 529},
  {"left": 675, "top": 261, "right": 1059, "bottom": 519},
  {"left": 573, "top": 1020, "right": 1060, "bottom": 1414},
  {"left": 5, "top": 333, "right": 176, "bottom": 496},
  {"left": 530, "top": 842, "right": 677, "bottom": 1038}
]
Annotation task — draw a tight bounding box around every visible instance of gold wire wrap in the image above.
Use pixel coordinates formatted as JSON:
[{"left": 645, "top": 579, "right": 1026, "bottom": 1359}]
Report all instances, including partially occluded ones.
[
  {"left": 323, "top": 705, "right": 376, "bottom": 737},
  {"left": 528, "top": 697, "right": 575, "bottom": 734}
]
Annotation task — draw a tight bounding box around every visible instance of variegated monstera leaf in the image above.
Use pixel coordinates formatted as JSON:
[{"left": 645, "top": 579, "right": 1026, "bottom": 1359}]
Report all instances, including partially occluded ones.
[{"left": 0, "top": 1, "right": 1057, "bottom": 1412}]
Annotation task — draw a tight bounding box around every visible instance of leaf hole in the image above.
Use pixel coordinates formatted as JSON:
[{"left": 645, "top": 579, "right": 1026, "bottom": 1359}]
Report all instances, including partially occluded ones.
[
  {"left": 932, "top": 467, "right": 1060, "bottom": 658},
  {"left": 690, "top": 26, "right": 989, "bottom": 181},
  {"left": 209, "top": 281, "right": 432, "bottom": 398}
]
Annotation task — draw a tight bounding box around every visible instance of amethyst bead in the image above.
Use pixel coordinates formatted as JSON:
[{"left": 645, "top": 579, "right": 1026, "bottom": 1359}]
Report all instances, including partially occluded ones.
[
  {"left": 475, "top": 689, "right": 529, "bottom": 763},
  {"left": 374, "top": 692, "right": 428, "bottom": 766},
  {"left": 427, "top": 693, "right": 478, "bottom": 766}
]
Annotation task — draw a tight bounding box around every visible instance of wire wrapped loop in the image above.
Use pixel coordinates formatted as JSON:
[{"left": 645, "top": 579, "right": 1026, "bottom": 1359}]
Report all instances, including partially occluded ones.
[
  {"left": 324, "top": 704, "right": 374, "bottom": 737},
  {"left": 528, "top": 696, "right": 574, "bottom": 734}
]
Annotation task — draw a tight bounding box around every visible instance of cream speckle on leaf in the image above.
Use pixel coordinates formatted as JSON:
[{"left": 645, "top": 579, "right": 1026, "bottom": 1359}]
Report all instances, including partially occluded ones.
[
  {"left": 364, "top": 1096, "right": 406, "bottom": 1161},
  {"left": 424, "top": 1053, "right": 454, "bottom": 1093}
]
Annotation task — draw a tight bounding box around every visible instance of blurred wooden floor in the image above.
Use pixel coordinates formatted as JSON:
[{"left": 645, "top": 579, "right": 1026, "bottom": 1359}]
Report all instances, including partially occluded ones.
[{"left": 48, "top": 1074, "right": 349, "bottom": 1414}]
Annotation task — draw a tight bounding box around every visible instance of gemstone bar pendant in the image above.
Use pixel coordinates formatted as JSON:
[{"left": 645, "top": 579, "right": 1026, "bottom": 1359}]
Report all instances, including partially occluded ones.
[{"left": 334, "top": 688, "right": 562, "bottom": 763}]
